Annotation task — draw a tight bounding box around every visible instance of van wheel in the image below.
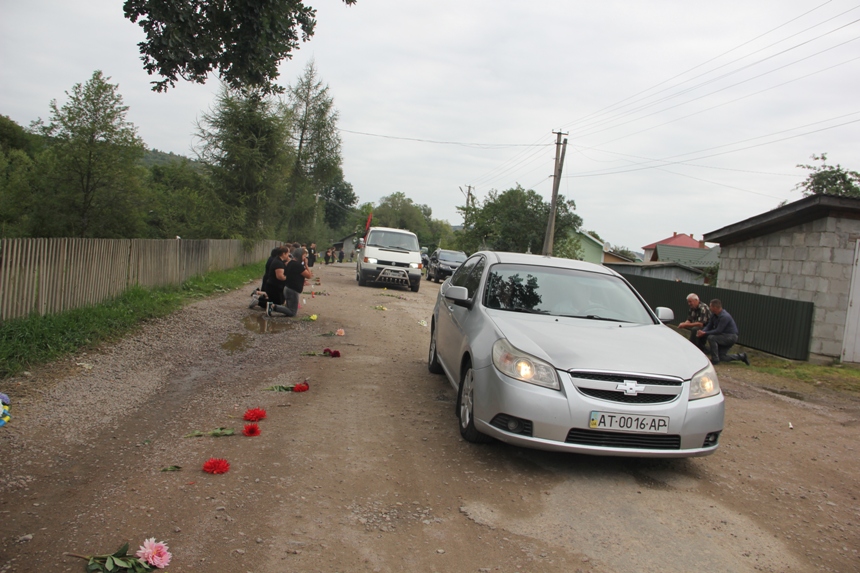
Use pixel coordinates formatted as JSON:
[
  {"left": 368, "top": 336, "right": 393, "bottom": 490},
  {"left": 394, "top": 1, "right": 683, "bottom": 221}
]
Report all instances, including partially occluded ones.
[
  {"left": 411, "top": 281, "right": 420, "bottom": 293},
  {"left": 358, "top": 273, "right": 367, "bottom": 286}
]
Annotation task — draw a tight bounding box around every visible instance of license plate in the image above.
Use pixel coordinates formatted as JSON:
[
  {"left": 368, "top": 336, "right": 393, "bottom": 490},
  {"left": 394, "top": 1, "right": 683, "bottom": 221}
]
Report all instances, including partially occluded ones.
[{"left": 589, "top": 411, "right": 669, "bottom": 434}]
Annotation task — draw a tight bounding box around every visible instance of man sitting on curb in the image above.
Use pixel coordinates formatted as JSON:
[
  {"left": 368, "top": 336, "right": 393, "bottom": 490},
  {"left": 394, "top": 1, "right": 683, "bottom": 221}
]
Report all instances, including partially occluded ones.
[
  {"left": 697, "top": 298, "right": 750, "bottom": 365},
  {"left": 678, "top": 293, "right": 711, "bottom": 353}
]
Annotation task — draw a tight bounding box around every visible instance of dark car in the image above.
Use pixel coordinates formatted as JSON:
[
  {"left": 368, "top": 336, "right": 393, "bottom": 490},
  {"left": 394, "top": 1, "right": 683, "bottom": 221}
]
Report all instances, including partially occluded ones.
[{"left": 426, "top": 249, "right": 467, "bottom": 282}]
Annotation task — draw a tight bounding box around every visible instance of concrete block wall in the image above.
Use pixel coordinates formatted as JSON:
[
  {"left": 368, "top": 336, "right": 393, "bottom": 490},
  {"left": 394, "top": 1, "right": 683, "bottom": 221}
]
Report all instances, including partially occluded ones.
[{"left": 716, "top": 216, "right": 860, "bottom": 358}]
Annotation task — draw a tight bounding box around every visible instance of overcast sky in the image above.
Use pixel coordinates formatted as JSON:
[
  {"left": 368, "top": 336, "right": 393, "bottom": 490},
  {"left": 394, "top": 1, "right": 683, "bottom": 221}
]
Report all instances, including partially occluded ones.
[{"left": 2, "top": 0, "right": 858, "bottom": 251}]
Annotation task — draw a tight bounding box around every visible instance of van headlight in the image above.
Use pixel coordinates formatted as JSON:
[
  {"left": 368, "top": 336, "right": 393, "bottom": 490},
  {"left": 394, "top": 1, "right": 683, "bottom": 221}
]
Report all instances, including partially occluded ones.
[
  {"left": 492, "top": 339, "right": 560, "bottom": 390},
  {"left": 690, "top": 363, "right": 721, "bottom": 400},
  {"left": 364, "top": 257, "right": 377, "bottom": 264},
  {"left": 409, "top": 262, "right": 419, "bottom": 269}
]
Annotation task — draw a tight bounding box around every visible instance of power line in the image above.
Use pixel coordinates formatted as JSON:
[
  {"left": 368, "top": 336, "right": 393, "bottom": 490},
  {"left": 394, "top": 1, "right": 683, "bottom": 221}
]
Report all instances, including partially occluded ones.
[{"left": 337, "top": 128, "right": 552, "bottom": 149}]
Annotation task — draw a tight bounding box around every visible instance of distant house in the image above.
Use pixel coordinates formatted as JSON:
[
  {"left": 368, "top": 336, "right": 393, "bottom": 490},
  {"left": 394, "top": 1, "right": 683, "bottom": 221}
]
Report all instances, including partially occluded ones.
[
  {"left": 704, "top": 194, "right": 860, "bottom": 362},
  {"left": 603, "top": 250, "right": 637, "bottom": 263},
  {"left": 606, "top": 261, "right": 704, "bottom": 284},
  {"left": 573, "top": 231, "right": 604, "bottom": 264},
  {"left": 642, "top": 232, "right": 705, "bottom": 262}
]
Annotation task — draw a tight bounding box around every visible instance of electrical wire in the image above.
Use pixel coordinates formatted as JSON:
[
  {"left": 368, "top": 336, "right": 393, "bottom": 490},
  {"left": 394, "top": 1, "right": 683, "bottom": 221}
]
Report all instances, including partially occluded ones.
[{"left": 337, "top": 128, "right": 551, "bottom": 149}]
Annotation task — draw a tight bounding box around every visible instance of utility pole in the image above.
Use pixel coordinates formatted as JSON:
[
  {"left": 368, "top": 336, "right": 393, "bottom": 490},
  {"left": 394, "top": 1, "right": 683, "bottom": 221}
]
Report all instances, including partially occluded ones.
[
  {"left": 541, "top": 131, "right": 568, "bottom": 256},
  {"left": 459, "top": 185, "right": 473, "bottom": 225}
]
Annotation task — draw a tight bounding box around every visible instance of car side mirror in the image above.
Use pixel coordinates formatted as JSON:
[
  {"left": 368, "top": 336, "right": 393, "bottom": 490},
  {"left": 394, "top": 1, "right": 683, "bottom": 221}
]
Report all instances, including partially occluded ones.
[
  {"left": 444, "top": 285, "right": 471, "bottom": 307},
  {"left": 655, "top": 307, "right": 674, "bottom": 323}
]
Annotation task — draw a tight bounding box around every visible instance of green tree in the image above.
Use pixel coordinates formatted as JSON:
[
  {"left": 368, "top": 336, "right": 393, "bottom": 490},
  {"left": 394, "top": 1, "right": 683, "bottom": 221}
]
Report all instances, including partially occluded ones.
[
  {"left": 31, "top": 71, "right": 146, "bottom": 237},
  {"left": 283, "top": 61, "right": 344, "bottom": 237},
  {"left": 795, "top": 153, "right": 860, "bottom": 197},
  {"left": 144, "top": 159, "right": 233, "bottom": 239},
  {"left": 455, "top": 185, "right": 582, "bottom": 254},
  {"left": 123, "top": 0, "right": 357, "bottom": 94},
  {"left": 0, "top": 148, "right": 36, "bottom": 237},
  {"left": 196, "top": 86, "right": 293, "bottom": 239},
  {"left": 321, "top": 175, "right": 358, "bottom": 232}
]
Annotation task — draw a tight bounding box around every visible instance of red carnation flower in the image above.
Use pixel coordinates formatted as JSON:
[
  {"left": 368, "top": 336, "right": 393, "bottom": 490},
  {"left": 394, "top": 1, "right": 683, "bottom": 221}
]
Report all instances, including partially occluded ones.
[
  {"left": 243, "top": 407, "right": 267, "bottom": 422},
  {"left": 322, "top": 348, "right": 332, "bottom": 355},
  {"left": 330, "top": 350, "right": 341, "bottom": 358},
  {"left": 242, "top": 423, "right": 261, "bottom": 437},
  {"left": 293, "top": 382, "right": 309, "bottom": 392},
  {"left": 202, "top": 458, "right": 230, "bottom": 474}
]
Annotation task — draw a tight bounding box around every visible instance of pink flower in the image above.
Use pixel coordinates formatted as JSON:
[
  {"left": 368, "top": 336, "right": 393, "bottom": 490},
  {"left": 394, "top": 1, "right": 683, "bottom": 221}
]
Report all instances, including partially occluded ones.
[{"left": 136, "top": 538, "right": 172, "bottom": 569}]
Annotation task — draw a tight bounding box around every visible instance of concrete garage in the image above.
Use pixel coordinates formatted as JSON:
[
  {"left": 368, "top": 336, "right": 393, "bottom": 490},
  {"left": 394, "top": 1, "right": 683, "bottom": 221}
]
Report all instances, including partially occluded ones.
[{"left": 705, "top": 194, "right": 860, "bottom": 362}]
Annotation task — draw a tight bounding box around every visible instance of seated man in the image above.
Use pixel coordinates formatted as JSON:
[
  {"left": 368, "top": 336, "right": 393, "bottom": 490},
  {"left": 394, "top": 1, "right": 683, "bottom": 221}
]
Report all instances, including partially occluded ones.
[
  {"left": 678, "top": 293, "right": 711, "bottom": 352},
  {"left": 697, "top": 299, "right": 750, "bottom": 365}
]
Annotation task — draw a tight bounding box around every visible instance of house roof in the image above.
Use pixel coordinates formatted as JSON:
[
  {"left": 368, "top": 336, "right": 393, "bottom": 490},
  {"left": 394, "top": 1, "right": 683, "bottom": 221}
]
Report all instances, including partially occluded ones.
[
  {"left": 641, "top": 232, "right": 701, "bottom": 250},
  {"left": 605, "top": 261, "right": 703, "bottom": 274},
  {"left": 653, "top": 244, "right": 721, "bottom": 268},
  {"left": 704, "top": 194, "right": 860, "bottom": 245},
  {"left": 575, "top": 231, "right": 604, "bottom": 248}
]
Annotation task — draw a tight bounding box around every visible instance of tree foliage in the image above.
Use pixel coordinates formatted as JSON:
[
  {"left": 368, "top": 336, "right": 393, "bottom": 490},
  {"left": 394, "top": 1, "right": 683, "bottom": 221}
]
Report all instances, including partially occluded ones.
[
  {"left": 454, "top": 185, "right": 582, "bottom": 255},
  {"left": 196, "top": 86, "right": 293, "bottom": 239},
  {"left": 369, "top": 192, "right": 452, "bottom": 252},
  {"left": 283, "top": 61, "right": 344, "bottom": 236},
  {"left": 31, "top": 71, "right": 146, "bottom": 237},
  {"left": 122, "top": 0, "right": 356, "bottom": 94},
  {"left": 795, "top": 153, "right": 860, "bottom": 198}
]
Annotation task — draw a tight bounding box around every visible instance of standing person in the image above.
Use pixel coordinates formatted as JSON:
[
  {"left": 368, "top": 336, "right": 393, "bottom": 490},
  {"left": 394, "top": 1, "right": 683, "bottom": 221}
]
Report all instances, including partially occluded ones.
[
  {"left": 268, "top": 247, "right": 311, "bottom": 317},
  {"left": 338, "top": 247, "right": 345, "bottom": 263},
  {"left": 263, "top": 246, "right": 291, "bottom": 314},
  {"left": 697, "top": 299, "right": 750, "bottom": 365},
  {"left": 307, "top": 242, "right": 317, "bottom": 268},
  {"left": 678, "top": 293, "right": 711, "bottom": 352}
]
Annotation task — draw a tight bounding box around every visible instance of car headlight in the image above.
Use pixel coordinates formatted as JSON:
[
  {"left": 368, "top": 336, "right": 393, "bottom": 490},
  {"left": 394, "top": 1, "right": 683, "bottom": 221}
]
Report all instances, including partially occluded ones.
[
  {"left": 492, "top": 339, "right": 560, "bottom": 390},
  {"left": 440, "top": 264, "right": 451, "bottom": 270},
  {"left": 690, "top": 363, "right": 721, "bottom": 400},
  {"left": 364, "top": 257, "right": 377, "bottom": 264},
  {"left": 409, "top": 262, "right": 419, "bottom": 269}
]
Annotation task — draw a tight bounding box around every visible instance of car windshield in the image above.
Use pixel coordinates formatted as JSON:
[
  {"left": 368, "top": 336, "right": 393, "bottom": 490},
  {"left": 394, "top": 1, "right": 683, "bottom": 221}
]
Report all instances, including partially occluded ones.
[
  {"left": 366, "top": 231, "right": 420, "bottom": 252},
  {"left": 439, "top": 250, "right": 467, "bottom": 263},
  {"left": 483, "top": 264, "right": 655, "bottom": 324}
]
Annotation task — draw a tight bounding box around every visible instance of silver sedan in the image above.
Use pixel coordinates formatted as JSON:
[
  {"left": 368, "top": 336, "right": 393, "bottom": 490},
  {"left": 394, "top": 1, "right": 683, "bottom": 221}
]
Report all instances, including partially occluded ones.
[{"left": 428, "top": 252, "right": 724, "bottom": 458}]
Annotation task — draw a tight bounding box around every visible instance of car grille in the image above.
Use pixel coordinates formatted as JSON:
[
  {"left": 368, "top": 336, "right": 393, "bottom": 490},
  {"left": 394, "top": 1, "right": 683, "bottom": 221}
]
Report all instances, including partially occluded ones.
[
  {"left": 378, "top": 260, "right": 410, "bottom": 268},
  {"left": 565, "top": 428, "right": 681, "bottom": 450},
  {"left": 571, "top": 371, "right": 682, "bottom": 386},
  {"left": 577, "top": 388, "right": 677, "bottom": 404},
  {"left": 569, "top": 370, "right": 683, "bottom": 404}
]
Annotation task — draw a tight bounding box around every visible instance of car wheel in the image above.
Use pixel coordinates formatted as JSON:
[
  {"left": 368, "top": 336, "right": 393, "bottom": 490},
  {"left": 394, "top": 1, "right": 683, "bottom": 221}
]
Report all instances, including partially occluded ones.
[
  {"left": 358, "top": 272, "right": 367, "bottom": 287},
  {"left": 411, "top": 281, "right": 420, "bottom": 293},
  {"left": 427, "top": 323, "right": 443, "bottom": 374},
  {"left": 457, "top": 360, "right": 492, "bottom": 443},
  {"left": 433, "top": 269, "right": 439, "bottom": 283}
]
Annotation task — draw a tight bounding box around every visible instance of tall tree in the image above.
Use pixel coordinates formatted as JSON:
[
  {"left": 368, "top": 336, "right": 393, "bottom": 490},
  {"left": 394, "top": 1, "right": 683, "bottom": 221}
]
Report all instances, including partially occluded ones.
[
  {"left": 795, "top": 153, "right": 860, "bottom": 198},
  {"left": 123, "top": 0, "right": 357, "bottom": 94},
  {"left": 32, "top": 71, "right": 146, "bottom": 237},
  {"left": 455, "top": 185, "right": 582, "bottom": 254},
  {"left": 196, "top": 86, "right": 293, "bottom": 239},
  {"left": 321, "top": 174, "right": 358, "bottom": 231},
  {"left": 283, "top": 61, "right": 344, "bottom": 236}
]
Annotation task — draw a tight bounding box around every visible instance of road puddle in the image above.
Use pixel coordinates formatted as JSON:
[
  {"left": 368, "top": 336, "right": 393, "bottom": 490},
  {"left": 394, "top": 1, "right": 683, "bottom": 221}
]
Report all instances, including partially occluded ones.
[
  {"left": 763, "top": 387, "right": 806, "bottom": 401},
  {"left": 221, "top": 333, "right": 250, "bottom": 354},
  {"left": 242, "top": 315, "right": 294, "bottom": 334}
]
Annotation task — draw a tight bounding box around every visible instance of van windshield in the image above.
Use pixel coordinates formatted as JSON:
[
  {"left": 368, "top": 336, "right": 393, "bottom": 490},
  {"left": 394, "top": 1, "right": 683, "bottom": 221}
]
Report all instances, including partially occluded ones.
[{"left": 367, "top": 231, "right": 420, "bottom": 252}]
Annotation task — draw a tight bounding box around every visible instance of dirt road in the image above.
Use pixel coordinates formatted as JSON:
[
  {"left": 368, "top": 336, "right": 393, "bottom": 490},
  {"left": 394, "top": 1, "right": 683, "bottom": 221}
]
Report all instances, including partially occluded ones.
[{"left": 1, "top": 263, "right": 858, "bottom": 573}]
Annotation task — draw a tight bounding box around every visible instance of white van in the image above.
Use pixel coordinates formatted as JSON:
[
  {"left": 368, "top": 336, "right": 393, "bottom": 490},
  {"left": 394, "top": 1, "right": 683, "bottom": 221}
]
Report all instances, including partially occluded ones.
[{"left": 356, "top": 227, "right": 422, "bottom": 292}]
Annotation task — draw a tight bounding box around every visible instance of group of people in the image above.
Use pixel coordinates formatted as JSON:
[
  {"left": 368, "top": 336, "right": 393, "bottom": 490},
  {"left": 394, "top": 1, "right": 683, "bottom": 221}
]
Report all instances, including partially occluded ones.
[
  {"left": 678, "top": 294, "right": 750, "bottom": 366},
  {"left": 322, "top": 247, "right": 345, "bottom": 265},
  {"left": 249, "top": 242, "right": 313, "bottom": 317}
]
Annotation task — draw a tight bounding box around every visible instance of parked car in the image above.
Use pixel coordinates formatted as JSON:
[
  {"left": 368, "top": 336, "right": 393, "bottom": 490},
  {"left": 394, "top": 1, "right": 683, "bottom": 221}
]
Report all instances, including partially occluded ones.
[
  {"left": 356, "top": 227, "right": 422, "bottom": 292},
  {"left": 426, "top": 249, "right": 467, "bottom": 282},
  {"left": 428, "top": 251, "right": 724, "bottom": 458}
]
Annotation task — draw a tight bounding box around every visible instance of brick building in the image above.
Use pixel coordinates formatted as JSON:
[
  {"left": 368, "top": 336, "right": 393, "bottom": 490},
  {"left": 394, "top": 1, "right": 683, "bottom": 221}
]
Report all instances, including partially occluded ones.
[{"left": 704, "top": 194, "right": 860, "bottom": 361}]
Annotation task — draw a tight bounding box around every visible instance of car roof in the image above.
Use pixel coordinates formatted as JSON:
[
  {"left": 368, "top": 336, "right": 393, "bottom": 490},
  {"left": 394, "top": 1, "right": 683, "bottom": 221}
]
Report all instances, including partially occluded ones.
[
  {"left": 474, "top": 251, "right": 619, "bottom": 277},
  {"left": 368, "top": 227, "right": 417, "bottom": 236}
]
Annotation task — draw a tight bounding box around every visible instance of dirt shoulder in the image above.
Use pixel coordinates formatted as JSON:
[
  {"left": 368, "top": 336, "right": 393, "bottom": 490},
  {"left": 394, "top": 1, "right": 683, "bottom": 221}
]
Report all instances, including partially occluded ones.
[{"left": 1, "top": 264, "right": 858, "bottom": 573}]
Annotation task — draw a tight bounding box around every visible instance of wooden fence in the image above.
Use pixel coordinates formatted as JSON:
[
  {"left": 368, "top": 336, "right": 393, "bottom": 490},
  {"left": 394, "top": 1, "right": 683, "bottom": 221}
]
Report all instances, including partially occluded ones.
[{"left": 0, "top": 238, "right": 279, "bottom": 322}]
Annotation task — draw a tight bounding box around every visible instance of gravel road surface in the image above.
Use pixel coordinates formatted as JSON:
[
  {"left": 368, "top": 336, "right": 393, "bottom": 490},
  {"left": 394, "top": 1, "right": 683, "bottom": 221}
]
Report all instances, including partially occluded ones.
[{"left": 1, "top": 262, "right": 858, "bottom": 573}]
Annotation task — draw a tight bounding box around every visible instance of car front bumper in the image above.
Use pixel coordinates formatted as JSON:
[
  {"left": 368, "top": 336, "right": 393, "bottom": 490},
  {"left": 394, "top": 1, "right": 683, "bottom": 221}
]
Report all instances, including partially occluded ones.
[{"left": 470, "top": 366, "right": 724, "bottom": 458}]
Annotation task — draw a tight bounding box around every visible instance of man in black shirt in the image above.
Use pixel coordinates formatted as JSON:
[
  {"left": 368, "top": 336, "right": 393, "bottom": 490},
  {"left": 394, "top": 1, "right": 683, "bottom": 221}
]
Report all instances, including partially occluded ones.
[{"left": 267, "top": 247, "right": 311, "bottom": 317}]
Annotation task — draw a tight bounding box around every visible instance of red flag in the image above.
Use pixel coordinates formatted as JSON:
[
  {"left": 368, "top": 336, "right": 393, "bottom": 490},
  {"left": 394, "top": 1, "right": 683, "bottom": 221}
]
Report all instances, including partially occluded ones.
[{"left": 364, "top": 212, "right": 373, "bottom": 238}]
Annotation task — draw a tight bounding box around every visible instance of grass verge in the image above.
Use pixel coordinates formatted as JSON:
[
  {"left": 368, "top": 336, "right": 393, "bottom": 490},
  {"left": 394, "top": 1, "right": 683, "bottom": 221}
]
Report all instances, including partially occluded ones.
[{"left": 0, "top": 262, "right": 264, "bottom": 379}]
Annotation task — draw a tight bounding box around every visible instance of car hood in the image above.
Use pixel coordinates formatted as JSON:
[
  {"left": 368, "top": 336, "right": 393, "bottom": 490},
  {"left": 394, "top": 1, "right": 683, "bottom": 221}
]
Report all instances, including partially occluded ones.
[{"left": 488, "top": 311, "right": 709, "bottom": 379}]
